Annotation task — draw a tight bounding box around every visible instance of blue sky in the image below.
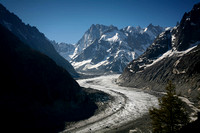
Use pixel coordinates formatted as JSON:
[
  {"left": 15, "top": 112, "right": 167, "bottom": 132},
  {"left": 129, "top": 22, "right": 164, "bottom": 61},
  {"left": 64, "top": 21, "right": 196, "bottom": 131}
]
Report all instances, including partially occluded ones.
[{"left": 0, "top": 0, "right": 199, "bottom": 44}]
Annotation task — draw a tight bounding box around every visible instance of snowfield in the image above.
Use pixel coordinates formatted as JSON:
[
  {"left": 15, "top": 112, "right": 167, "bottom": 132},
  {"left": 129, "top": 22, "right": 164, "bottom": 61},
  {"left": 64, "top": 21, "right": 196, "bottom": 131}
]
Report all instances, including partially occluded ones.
[{"left": 62, "top": 75, "right": 158, "bottom": 133}]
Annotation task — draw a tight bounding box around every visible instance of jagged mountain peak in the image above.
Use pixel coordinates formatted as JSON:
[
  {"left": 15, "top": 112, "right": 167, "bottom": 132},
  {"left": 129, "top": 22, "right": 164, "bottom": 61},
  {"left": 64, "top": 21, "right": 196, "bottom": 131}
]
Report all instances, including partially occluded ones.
[
  {"left": 90, "top": 24, "right": 118, "bottom": 30},
  {"left": 88, "top": 24, "right": 118, "bottom": 35},
  {"left": 122, "top": 24, "right": 165, "bottom": 40},
  {"left": 70, "top": 23, "right": 164, "bottom": 75},
  {"left": 146, "top": 23, "right": 164, "bottom": 33},
  {"left": 172, "top": 2, "right": 200, "bottom": 51},
  {"left": 145, "top": 24, "right": 165, "bottom": 39},
  {"left": 73, "top": 24, "right": 119, "bottom": 57}
]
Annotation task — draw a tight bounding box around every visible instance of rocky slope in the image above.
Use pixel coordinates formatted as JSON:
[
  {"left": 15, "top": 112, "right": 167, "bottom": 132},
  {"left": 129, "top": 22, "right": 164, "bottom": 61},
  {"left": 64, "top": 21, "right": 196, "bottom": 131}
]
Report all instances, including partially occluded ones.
[
  {"left": 0, "top": 4, "right": 78, "bottom": 77},
  {"left": 0, "top": 24, "right": 97, "bottom": 133},
  {"left": 117, "top": 3, "right": 200, "bottom": 102},
  {"left": 71, "top": 24, "right": 164, "bottom": 75}
]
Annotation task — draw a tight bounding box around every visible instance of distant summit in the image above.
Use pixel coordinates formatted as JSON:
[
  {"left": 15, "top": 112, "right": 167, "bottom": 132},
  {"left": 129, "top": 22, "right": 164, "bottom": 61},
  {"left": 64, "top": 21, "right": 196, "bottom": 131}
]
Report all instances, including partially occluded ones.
[{"left": 51, "top": 41, "right": 75, "bottom": 61}]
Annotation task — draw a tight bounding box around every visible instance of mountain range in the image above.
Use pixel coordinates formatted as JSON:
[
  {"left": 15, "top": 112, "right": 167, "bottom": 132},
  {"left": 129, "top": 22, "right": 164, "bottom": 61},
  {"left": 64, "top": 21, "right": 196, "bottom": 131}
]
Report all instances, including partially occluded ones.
[
  {"left": 117, "top": 3, "right": 200, "bottom": 102},
  {"left": 53, "top": 23, "right": 165, "bottom": 75}
]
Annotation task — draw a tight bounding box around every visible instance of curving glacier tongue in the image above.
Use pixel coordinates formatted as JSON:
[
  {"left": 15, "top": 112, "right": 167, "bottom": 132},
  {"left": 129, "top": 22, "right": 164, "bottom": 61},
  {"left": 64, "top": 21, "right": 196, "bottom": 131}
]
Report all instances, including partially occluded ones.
[{"left": 62, "top": 75, "right": 158, "bottom": 133}]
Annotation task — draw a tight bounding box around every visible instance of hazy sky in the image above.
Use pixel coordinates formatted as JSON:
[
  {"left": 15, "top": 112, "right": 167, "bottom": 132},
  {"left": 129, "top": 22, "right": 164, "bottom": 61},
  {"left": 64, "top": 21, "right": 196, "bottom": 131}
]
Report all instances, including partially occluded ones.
[{"left": 0, "top": 0, "right": 199, "bottom": 44}]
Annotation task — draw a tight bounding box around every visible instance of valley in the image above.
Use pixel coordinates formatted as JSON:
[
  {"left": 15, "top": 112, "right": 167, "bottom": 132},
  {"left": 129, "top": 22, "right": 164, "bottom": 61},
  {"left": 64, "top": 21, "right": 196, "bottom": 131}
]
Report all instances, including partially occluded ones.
[
  {"left": 0, "top": 1, "right": 200, "bottom": 132},
  {"left": 62, "top": 75, "right": 158, "bottom": 133}
]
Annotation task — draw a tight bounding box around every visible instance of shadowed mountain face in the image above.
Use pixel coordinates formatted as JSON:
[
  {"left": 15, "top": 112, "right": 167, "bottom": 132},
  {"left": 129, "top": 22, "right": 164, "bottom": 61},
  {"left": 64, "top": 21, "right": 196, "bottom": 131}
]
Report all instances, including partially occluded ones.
[
  {"left": 118, "top": 3, "right": 200, "bottom": 102},
  {"left": 0, "top": 4, "right": 78, "bottom": 77},
  {"left": 0, "top": 24, "right": 97, "bottom": 133}
]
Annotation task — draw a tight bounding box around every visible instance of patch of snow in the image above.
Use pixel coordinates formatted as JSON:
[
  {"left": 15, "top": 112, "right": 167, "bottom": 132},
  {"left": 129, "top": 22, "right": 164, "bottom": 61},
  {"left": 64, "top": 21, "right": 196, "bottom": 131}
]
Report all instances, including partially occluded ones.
[
  {"left": 165, "top": 27, "right": 171, "bottom": 31},
  {"left": 100, "top": 30, "right": 127, "bottom": 43},
  {"left": 127, "top": 26, "right": 131, "bottom": 31},
  {"left": 71, "top": 47, "right": 80, "bottom": 59},
  {"left": 171, "top": 34, "right": 176, "bottom": 46},
  {"left": 84, "top": 60, "right": 110, "bottom": 70},
  {"left": 144, "top": 27, "right": 148, "bottom": 32},
  {"left": 72, "top": 59, "right": 92, "bottom": 69},
  {"left": 186, "top": 18, "right": 191, "bottom": 21},
  {"left": 131, "top": 52, "right": 136, "bottom": 59},
  {"left": 107, "top": 33, "right": 119, "bottom": 42},
  {"left": 130, "top": 69, "right": 134, "bottom": 73},
  {"left": 145, "top": 45, "right": 198, "bottom": 69},
  {"left": 106, "top": 48, "right": 112, "bottom": 53},
  {"left": 159, "top": 31, "right": 166, "bottom": 38}
]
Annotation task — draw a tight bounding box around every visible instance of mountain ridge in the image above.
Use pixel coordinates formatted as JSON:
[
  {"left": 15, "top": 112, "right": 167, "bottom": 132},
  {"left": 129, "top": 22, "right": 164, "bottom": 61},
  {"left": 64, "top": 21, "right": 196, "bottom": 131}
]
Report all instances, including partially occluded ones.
[{"left": 0, "top": 3, "right": 78, "bottom": 77}]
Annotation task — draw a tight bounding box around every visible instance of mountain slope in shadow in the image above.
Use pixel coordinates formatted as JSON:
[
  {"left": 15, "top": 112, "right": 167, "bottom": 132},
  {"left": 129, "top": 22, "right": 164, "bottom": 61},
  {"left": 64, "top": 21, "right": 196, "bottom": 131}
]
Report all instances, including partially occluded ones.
[
  {"left": 0, "top": 24, "right": 97, "bottom": 133},
  {"left": 0, "top": 3, "right": 78, "bottom": 77}
]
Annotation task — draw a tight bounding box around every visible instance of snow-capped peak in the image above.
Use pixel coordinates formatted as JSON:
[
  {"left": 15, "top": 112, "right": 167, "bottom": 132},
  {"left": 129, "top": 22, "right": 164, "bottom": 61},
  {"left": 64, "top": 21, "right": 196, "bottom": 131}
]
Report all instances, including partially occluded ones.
[
  {"left": 69, "top": 24, "right": 164, "bottom": 75},
  {"left": 72, "top": 24, "right": 118, "bottom": 58}
]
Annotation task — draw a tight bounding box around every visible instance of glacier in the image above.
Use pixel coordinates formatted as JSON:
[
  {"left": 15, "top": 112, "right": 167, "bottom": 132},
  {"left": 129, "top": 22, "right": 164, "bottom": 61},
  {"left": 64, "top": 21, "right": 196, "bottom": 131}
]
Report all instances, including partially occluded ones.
[{"left": 62, "top": 75, "right": 159, "bottom": 133}]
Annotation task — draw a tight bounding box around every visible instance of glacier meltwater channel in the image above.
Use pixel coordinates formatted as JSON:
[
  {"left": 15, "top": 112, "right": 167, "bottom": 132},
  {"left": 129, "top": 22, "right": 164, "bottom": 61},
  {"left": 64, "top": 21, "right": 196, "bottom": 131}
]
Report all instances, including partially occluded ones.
[{"left": 62, "top": 75, "right": 158, "bottom": 133}]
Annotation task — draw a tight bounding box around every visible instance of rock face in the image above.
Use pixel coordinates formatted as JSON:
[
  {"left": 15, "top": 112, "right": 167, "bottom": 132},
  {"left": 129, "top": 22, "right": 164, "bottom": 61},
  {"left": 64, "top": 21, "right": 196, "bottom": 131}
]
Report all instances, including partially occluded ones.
[
  {"left": 71, "top": 24, "right": 164, "bottom": 75},
  {"left": 117, "top": 3, "right": 200, "bottom": 102},
  {"left": 0, "top": 4, "right": 78, "bottom": 77},
  {"left": 0, "top": 24, "right": 97, "bottom": 133}
]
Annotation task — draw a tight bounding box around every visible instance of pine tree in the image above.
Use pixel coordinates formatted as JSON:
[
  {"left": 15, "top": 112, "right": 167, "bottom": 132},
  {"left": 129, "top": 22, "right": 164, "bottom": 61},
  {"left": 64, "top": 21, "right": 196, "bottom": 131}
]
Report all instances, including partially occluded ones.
[{"left": 149, "top": 81, "right": 189, "bottom": 133}]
